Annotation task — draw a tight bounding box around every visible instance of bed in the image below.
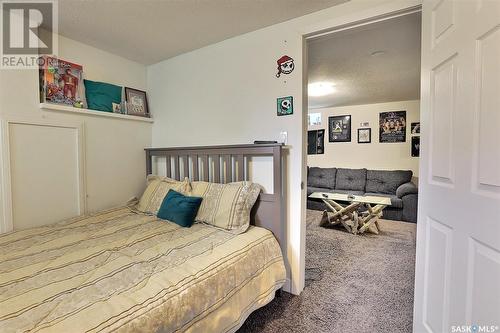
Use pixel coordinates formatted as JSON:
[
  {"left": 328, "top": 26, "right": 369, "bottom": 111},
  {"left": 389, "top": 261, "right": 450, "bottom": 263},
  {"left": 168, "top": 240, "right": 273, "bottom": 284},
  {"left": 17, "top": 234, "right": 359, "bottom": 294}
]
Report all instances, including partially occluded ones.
[{"left": 0, "top": 144, "right": 286, "bottom": 332}]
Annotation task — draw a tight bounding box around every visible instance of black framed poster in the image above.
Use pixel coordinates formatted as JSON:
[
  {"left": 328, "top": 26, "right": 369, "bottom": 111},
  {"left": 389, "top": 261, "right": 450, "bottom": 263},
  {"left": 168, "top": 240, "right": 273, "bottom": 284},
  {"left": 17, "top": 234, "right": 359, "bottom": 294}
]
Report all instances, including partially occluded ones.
[
  {"left": 379, "top": 111, "right": 406, "bottom": 143},
  {"left": 411, "top": 122, "right": 420, "bottom": 134},
  {"left": 357, "top": 128, "right": 371, "bottom": 143},
  {"left": 308, "top": 129, "right": 325, "bottom": 154},
  {"left": 411, "top": 136, "right": 420, "bottom": 157},
  {"left": 328, "top": 115, "right": 351, "bottom": 143}
]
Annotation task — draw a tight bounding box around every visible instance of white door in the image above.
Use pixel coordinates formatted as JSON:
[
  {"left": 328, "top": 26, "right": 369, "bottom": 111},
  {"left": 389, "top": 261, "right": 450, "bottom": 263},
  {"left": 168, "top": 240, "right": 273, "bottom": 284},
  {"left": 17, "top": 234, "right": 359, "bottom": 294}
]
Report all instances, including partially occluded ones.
[{"left": 413, "top": 0, "right": 500, "bottom": 332}]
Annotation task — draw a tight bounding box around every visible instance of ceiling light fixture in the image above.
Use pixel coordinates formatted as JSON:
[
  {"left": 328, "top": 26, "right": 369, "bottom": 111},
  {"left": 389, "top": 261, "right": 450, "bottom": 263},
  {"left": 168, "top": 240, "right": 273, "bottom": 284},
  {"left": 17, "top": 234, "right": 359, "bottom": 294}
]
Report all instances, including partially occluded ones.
[
  {"left": 308, "top": 82, "right": 336, "bottom": 97},
  {"left": 370, "top": 50, "right": 386, "bottom": 57}
]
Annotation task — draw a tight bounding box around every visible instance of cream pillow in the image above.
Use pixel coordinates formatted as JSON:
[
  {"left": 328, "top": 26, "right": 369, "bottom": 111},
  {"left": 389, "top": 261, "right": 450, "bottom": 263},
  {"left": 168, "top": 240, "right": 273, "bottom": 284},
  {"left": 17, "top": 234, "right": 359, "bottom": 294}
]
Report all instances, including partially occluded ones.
[
  {"left": 190, "top": 181, "right": 262, "bottom": 234},
  {"left": 137, "top": 175, "right": 191, "bottom": 214}
]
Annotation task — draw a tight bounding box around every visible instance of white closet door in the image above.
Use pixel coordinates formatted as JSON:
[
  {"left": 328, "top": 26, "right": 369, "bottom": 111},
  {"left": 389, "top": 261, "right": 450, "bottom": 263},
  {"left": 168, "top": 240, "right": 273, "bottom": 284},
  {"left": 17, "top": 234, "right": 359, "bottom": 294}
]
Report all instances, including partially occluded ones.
[{"left": 6, "top": 120, "right": 85, "bottom": 230}]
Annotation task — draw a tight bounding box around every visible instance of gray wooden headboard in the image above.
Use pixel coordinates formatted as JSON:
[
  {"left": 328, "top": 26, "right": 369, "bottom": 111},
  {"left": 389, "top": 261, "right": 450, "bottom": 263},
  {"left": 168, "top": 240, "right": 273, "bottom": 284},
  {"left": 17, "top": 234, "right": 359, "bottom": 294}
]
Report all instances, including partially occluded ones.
[{"left": 145, "top": 143, "right": 284, "bottom": 248}]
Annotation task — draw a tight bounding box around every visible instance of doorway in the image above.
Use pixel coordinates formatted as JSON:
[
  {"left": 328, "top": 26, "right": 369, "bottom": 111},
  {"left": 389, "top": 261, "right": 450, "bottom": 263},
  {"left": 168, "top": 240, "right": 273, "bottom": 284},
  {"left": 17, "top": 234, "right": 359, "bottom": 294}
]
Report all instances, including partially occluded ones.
[{"left": 303, "top": 9, "right": 422, "bottom": 332}]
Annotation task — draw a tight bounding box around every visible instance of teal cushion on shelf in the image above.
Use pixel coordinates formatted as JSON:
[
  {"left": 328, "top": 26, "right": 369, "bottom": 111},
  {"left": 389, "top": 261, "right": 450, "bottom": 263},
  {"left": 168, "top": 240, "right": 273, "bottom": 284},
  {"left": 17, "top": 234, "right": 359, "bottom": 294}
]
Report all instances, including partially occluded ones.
[
  {"left": 84, "top": 79, "right": 121, "bottom": 112},
  {"left": 157, "top": 190, "right": 203, "bottom": 228}
]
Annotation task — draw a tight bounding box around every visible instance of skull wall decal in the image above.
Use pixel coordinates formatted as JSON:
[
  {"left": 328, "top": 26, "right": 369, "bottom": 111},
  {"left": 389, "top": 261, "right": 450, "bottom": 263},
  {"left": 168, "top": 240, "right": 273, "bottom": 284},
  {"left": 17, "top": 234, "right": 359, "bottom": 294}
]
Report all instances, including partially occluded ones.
[
  {"left": 281, "top": 99, "right": 291, "bottom": 111},
  {"left": 277, "top": 96, "right": 294, "bottom": 116},
  {"left": 276, "top": 55, "right": 295, "bottom": 78}
]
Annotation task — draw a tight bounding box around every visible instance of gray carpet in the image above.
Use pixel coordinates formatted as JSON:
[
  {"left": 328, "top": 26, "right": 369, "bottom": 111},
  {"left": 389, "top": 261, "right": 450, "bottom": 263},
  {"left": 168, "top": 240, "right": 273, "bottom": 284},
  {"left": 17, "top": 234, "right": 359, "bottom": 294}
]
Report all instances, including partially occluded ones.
[{"left": 237, "top": 210, "right": 416, "bottom": 333}]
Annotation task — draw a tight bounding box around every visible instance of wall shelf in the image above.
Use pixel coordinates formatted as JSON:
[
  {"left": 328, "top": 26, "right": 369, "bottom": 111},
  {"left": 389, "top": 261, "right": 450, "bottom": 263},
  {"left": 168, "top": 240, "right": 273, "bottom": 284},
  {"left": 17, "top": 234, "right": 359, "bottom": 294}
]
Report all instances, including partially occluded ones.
[{"left": 40, "top": 103, "right": 154, "bottom": 123}]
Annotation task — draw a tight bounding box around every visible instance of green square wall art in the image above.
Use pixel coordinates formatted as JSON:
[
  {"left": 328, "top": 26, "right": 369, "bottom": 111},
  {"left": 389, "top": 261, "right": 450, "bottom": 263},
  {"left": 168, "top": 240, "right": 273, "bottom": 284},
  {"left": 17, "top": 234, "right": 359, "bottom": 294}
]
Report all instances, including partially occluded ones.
[{"left": 277, "top": 96, "right": 293, "bottom": 116}]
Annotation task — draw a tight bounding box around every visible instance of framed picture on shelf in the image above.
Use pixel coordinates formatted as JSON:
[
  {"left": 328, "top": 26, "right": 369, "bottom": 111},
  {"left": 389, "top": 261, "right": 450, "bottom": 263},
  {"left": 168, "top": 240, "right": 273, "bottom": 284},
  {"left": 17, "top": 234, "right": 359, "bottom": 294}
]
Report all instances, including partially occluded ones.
[
  {"left": 357, "top": 128, "right": 371, "bottom": 143},
  {"left": 307, "top": 129, "right": 325, "bottom": 155},
  {"left": 379, "top": 111, "right": 406, "bottom": 143},
  {"left": 328, "top": 115, "right": 351, "bottom": 142},
  {"left": 125, "top": 87, "right": 149, "bottom": 117}
]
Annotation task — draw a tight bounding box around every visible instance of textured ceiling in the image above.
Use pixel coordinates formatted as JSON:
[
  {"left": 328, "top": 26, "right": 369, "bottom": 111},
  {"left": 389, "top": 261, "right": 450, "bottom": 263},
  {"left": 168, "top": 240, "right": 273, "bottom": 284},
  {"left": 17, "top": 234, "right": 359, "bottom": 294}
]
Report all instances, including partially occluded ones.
[
  {"left": 307, "top": 12, "right": 421, "bottom": 109},
  {"left": 54, "top": 0, "right": 348, "bottom": 65}
]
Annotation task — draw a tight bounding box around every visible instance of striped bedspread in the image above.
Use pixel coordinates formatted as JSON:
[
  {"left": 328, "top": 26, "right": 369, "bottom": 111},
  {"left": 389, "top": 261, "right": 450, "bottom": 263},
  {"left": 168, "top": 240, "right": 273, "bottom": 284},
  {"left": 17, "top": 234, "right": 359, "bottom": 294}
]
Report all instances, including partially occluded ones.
[{"left": 0, "top": 207, "right": 286, "bottom": 332}]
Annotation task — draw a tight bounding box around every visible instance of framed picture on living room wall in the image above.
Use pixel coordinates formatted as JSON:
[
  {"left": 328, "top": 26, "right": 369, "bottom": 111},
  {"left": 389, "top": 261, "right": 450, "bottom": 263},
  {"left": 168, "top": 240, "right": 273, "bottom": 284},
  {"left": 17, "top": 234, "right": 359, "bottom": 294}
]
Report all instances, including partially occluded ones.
[
  {"left": 379, "top": 111, "right": 406, "bottom": 143},
  {"left": 358, "top": 128, "right": 371, "bottom": 143},
  {"left": 308, "top": 112, "right": 322, "bottom": 126},
  {"left": 307, "top": 129, "right": 325, "bottom": 154},
  {"left": 411, "top": 136, "right": 420, "bottom": 157},
  {"left": 328, "top": 115, "right": 351, "bottom": 143},
  {"left": 411, "top": 122, "right": 420, "bottom": 134}
]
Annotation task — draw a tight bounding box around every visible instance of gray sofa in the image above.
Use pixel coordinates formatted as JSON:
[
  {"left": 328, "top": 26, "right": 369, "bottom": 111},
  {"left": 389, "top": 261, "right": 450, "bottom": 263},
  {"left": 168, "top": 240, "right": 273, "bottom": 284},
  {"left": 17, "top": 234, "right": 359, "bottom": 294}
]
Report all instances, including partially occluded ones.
[{"left": 307, "top": 167, "right": 418, "bottom": 222}]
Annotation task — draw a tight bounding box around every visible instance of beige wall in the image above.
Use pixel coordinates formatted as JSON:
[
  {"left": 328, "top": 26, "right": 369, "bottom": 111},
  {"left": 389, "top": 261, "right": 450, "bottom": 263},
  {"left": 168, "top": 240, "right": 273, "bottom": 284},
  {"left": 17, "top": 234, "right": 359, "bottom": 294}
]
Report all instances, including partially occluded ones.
[
  {"left": 308, "top": 100, "right": 420, "bottom": 176},
  {"left": 146, "top": 0, "right": 421, "bottom": 294},
  {"left": 0, "top": 35, "right": 151, "bottom": 232}
]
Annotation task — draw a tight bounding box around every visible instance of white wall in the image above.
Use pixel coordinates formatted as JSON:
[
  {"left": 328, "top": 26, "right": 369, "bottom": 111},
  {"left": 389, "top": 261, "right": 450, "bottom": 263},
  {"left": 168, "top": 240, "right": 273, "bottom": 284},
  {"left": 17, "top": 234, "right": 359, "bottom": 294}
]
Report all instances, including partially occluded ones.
[
  {"left": 308, "top": 100, "right": 420, "bottom": 176},
  {"left": 147, "top": 0, "right": 421, "bottom": 294},
  {"left": 59, "top": 36, "right": 147, "bottom": 90},
  {"left": 0, "top": 35, "right": 151, "bottom": 232}
]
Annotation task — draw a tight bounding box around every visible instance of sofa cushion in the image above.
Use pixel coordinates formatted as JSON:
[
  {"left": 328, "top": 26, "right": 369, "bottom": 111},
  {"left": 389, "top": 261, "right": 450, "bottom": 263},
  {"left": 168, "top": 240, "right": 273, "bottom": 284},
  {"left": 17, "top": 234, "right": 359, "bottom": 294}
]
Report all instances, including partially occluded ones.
[
  {"left": 366, "top": 170, "right": 413, "bottom": 195},
  {"left": 335, "top": 168, "right": 367, "bottom": 191},
  {"left": 396, "top": 182, "right": 418, "bottom": 197},
  {"left": 308, "top": 167, "right": 336, "bottom": 189},
  {"left": 365, "top": 192, "right": 403, "bottom": 208}
]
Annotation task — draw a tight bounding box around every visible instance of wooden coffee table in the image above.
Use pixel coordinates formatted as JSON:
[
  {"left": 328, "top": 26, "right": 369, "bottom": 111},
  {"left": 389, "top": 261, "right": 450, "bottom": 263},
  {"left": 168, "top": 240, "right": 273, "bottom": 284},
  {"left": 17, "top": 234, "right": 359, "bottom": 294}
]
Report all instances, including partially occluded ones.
[{"left": 308, "top": 192, "right": 392, "bottom": 234}]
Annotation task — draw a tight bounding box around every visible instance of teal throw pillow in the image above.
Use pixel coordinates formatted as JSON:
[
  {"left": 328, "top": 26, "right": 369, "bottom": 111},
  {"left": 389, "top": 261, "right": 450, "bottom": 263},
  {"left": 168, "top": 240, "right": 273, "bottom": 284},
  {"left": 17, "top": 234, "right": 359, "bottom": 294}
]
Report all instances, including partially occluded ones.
[
  {"left": 157, "top": 190, "right": 203, "bottom": 228},
  {"left": 84, "top": 79, "right": 122, "bottom": 112}
]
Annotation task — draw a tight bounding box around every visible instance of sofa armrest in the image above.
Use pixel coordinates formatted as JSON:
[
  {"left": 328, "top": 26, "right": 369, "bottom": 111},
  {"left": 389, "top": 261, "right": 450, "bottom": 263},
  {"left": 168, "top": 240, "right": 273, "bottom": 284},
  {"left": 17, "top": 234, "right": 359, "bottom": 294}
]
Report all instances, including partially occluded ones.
[{"left": 396, "top": 182, "right": 418, "bottom": 198}]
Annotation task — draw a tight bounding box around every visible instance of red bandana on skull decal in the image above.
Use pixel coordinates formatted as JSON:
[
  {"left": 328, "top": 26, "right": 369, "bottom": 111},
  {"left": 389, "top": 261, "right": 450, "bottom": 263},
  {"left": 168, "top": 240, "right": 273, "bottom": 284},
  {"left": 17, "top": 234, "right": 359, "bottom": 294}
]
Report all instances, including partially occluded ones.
[{"left": 276, "top": 55, "right": 295, "bottom": 78}]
